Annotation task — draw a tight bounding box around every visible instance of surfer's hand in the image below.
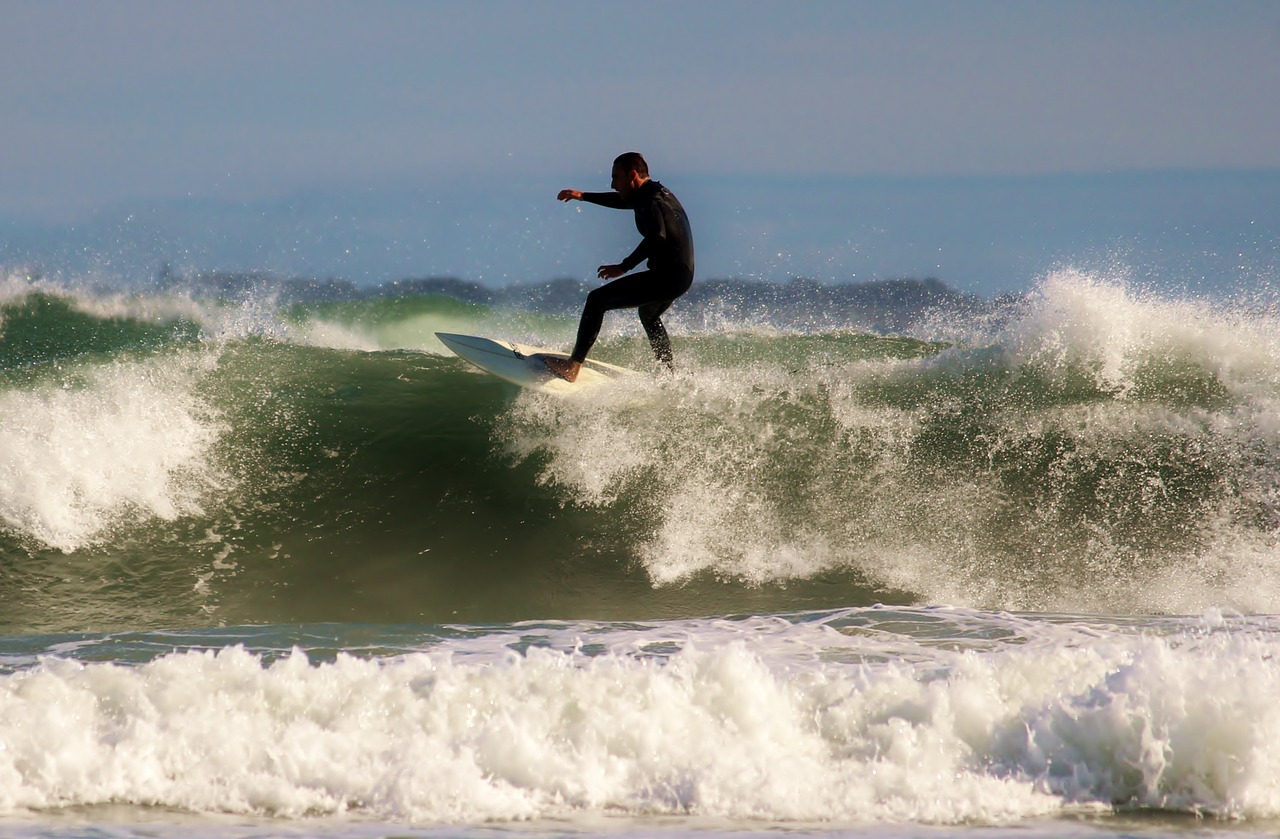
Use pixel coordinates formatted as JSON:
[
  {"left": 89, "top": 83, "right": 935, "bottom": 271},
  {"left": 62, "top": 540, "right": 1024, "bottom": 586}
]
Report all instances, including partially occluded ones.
[
  {"left": 557, "top": 189, "right": 583, "bottom": 202},
  {"left": 598, "top": 264, "right": 626, "bottom": 280}
]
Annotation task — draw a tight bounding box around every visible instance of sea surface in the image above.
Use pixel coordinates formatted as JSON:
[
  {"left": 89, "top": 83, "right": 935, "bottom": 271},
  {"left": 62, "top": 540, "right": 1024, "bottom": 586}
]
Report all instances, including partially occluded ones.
[{"left": 2, "top": 267, "right": 1280, "bottom": 838}]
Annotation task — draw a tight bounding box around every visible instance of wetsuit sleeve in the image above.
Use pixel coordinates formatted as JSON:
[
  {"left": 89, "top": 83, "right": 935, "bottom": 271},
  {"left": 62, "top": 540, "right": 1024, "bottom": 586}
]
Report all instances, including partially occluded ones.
[
  {"left": 579, "top": 192, "right": 629, "bottom": 209},
  {"left": 619, "top": 201, "right": 666, "bottom": 272},
  {"left": 619, "top": 240, "right": 650, "bottom": 273}
]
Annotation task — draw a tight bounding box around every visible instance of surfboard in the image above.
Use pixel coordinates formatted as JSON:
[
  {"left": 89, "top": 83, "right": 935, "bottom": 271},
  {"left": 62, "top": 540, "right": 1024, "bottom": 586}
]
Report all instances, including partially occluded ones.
[{"left": 435, "top": 332, "right": 638, "bottom": 394}]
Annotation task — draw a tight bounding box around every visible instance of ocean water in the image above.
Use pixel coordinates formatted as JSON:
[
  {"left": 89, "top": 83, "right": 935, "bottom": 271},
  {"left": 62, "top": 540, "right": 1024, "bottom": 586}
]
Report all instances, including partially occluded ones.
[{"left": 2, "top": 266, "right": 1280, "bottom": 838}]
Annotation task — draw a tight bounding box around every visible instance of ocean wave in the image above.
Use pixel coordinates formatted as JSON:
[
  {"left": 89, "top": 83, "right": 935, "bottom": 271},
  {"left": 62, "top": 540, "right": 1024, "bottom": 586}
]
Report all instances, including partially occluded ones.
[{"left": 1, "top": 269, "right": 1279, "bottom": 632}]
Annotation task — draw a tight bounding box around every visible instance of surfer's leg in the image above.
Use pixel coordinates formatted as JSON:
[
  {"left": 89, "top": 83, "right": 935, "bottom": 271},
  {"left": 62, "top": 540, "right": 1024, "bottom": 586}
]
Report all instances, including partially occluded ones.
[
  {"left": 637, "top": 268, "right": 692, "bottom": 369},
  {"left": 569, "top": 289, "right": 609, "bottom": 363},
  {"left": 549, "top": 277, "right": 647, "bottom": 381},
  {"left": 568, "top": 269, "right": 693, "bottom": 367},
  {"left": 569, "top": 272, "right": 660, "bottom": 362},
  {"left": 638, "top": 300, "right": 675, "bottom": 370}
]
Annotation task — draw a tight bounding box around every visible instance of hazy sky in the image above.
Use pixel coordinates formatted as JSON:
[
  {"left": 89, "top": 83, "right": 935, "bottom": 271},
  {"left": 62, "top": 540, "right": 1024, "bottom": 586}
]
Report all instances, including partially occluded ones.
[{"left": 4, "top": 0, "right": 1279, "bottom": 218}]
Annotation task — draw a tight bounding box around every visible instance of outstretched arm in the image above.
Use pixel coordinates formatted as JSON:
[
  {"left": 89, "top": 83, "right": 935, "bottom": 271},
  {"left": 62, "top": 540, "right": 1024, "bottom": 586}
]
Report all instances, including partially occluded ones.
[{"left": 573, "top": 191, "right": 629, "bottom": 209}]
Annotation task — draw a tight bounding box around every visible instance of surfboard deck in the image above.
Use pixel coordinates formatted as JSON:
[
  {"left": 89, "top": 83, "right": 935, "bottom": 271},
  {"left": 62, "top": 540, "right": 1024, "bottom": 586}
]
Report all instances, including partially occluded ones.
[{"left": 435, "top": 332, "right": 638, "bottom": 394}]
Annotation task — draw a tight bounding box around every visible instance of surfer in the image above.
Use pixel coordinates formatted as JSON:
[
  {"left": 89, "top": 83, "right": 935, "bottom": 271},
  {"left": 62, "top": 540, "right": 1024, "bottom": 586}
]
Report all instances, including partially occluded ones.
[{"left": 545, "top": 152, "right": 694, "bottom": 382}]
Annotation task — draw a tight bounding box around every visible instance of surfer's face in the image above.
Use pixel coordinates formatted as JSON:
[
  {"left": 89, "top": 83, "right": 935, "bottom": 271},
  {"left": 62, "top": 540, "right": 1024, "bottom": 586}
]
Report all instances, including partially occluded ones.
[{"left": 611, "top": 165, "right": 641, "bottom": 197}]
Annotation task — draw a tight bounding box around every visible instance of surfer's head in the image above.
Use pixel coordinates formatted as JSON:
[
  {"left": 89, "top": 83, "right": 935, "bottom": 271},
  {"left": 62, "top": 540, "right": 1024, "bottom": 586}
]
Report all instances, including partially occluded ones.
[{"left": 611, "top": 152, "right": 648, "bottom": 196}]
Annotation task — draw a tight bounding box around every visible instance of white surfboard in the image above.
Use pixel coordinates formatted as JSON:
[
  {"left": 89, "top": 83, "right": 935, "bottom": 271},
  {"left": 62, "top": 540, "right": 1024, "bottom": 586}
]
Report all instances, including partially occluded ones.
[{"left": 435, "top": 332, "right": 638, "bottom": 394}]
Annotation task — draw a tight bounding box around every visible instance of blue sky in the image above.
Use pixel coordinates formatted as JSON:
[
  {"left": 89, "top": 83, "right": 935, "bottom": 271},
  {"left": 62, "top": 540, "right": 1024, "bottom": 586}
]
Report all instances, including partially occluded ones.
[{"left": 2, "top": 1, "right": 1278, "bottom": 294}]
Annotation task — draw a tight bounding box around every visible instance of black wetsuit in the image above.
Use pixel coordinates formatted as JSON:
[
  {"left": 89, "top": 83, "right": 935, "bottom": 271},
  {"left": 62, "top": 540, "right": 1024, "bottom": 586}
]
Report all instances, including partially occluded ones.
[{"left": 572, "top": 180, "right": 694, "bottom": 368}]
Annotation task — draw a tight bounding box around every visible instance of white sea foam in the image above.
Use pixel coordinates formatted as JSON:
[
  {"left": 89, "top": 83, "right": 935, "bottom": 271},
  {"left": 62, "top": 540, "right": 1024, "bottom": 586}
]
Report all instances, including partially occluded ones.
[
  {"left": 0, "top": 353, "right": 225, "bottom": 552},
  {"left": 504, "top": 269, "right": 1280, "bottom": 614},
  {"left": 0, "top": 610, "right": 1278, "bottom": 825},
  {"left": 992, "top": 267, "right": 1280, "bottom": 399}
]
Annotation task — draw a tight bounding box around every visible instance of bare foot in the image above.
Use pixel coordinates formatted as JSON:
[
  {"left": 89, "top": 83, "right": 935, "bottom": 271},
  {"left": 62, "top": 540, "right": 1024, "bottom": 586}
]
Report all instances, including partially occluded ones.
[{"left": 543, "top": 356, "right": 581, "bottom": 382}]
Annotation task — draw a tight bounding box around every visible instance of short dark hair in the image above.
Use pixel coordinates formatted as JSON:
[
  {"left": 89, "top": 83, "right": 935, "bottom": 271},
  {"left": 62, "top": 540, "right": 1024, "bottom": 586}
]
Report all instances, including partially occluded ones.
[{"left": 613, "top": 152, "right": 648, "bottom": 177}]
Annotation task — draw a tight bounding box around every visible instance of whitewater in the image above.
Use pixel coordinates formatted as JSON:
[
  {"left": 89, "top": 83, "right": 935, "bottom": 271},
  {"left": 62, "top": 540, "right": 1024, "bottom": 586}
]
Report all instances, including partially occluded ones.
[{"left": 2, "top": 265, "right": 1280, "bottom": 838}]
